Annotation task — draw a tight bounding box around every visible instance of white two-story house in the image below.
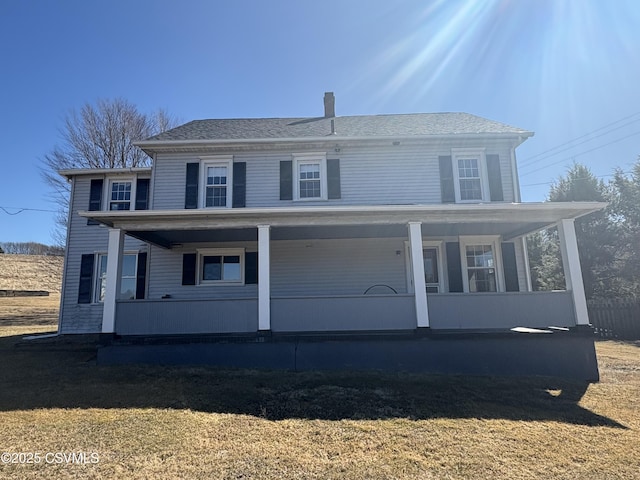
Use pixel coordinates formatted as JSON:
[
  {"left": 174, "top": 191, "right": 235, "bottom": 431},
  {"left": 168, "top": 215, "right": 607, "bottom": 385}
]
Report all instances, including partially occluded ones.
[{"left": 57, "top": 93, "right": 604, "bottom": 379}]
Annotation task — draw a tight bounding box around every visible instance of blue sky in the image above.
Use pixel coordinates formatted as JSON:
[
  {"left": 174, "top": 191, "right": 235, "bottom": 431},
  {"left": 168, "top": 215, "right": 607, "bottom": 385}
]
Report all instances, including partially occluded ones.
[{"left": 1, "top": 0, "right": 639, "bottom": 245}]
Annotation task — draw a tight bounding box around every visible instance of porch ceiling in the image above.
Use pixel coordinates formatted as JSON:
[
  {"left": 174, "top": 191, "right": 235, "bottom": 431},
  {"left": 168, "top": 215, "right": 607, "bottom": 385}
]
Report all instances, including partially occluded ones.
[{"left": 80, "top": 202, "right": 606, "bottom": 248}]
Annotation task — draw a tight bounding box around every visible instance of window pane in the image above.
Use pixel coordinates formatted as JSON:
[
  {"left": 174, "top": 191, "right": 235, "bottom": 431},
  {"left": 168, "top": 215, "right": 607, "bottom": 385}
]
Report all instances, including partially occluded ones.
[
  {"left": 99, "top": 255, "right": 108, "bottom": 276},
  {"left": 207, "top": 166, "right": 227, "bottom": 186},
  {"left": 111, "top": 182, "right": 132, "bottom": 201},
  {"left": 223, "top": 255, "right": 241, "bottom": 281},
  {"left": 468, "top": 268, "right": 497, "bottom": 292},
  {"left": 202, "top": 256, "right": 222, "bottom": 281},
  {"left": 110, "top": 202, "right": 131, "bottom": 210},
  {"left": 121, "top": 254, "right": 137, "bottom": 277},
  {"left": 299, "top": 163, "right": 320, "bottom": 179},
  {"left": 120, "top": 278, "right": 136, "bottom": 300},
  {"left": 466, "top": 245, "right": 493, "bottom": 268},
  {"left": 423, "top": 248, "right": 439, "bottom": 284},
  {"left": 459, "top": 179, "right": 482, "bottom": 200},
  {"left": 206, "top": 186, "right": 227, "bottom": 207},
  {"left": 299, "top": 179, "right": 321, "bottom": 198}
]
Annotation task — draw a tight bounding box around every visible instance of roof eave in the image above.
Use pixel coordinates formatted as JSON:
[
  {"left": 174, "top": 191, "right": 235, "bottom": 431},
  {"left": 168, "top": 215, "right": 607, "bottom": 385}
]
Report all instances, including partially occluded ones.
[
  {"left": 135, "top": 131, "right": 534, "bottom": 154},
  {"left": 58, "top": 166, "right": 153, "bottom": 179}
]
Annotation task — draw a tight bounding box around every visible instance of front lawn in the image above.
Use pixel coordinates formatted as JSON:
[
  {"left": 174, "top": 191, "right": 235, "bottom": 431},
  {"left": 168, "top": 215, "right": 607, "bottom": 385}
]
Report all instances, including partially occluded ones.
[{"left": 0, "top": 300, "right": 638, "bottom": 479}]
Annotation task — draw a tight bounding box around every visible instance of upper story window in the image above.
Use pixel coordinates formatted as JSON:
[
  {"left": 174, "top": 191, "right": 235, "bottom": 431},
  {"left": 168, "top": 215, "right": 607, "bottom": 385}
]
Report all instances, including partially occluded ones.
[
  {"left": 205, "top": 165, "right": 228, "bottom": 207},
  {"left": 457, "top": 158, "right": 482, "bottom": 201},
  {"left": 293, "top": 153, "right": 327, "bottom": 201},
  {"left": 109, "top": 180, "right": 133, "bottom": 210},
  {"left": 452, "top": 149, "right": 489, "bottom": 203},
  {"left": 87, "top": 176, "right": 149, "bottom": 224},
  {"left": 200, "top": 156, "right": 233, "bottom": 208}
]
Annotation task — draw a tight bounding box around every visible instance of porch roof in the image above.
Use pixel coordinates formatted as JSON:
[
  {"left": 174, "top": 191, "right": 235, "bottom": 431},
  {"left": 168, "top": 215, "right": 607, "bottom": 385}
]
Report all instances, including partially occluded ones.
[{"left": 79, "top": 202, "right": 605, "bottom": 248}]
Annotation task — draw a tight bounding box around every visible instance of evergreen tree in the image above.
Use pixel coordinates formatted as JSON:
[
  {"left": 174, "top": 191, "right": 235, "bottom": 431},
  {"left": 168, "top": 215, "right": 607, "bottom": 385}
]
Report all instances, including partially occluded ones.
[
  {"left": 610, "top": 159, "right": 640, "bottom": 297},
  {"left": 529, "top": 163, "right": 617, "bottom": 299}
]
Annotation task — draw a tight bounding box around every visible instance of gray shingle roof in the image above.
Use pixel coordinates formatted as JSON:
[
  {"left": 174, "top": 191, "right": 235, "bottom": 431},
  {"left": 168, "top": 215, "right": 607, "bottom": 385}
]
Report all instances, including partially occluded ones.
[{"left": 146, "top": 113, "right": 531, "bottom": 142}]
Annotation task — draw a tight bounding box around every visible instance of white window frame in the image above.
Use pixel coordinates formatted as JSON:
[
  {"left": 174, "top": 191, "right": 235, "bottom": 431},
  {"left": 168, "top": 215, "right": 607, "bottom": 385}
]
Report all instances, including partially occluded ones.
[
  {"left": 459, "top": 235, "right": 504, "bottom": 293},
  {"left": 200, "top": 156, "right": 233, "bottom": 209},
  {"left": 451, "top": 148, "right": 490, "bottom": 203},
  {"left": 105, "top": 177, "right": 136, "bottom": 211},
  {"left": 94, "top": 252, "right": 139, "bottom": 303},
  {"left": 405, "top": 240, "right": 446, "bottom": 294},
  {"left": 196, "top": 248, "right": 245, "bottom": 285},
  {"left": 293, "top": 152, "right": 327, "bottom": 201}
]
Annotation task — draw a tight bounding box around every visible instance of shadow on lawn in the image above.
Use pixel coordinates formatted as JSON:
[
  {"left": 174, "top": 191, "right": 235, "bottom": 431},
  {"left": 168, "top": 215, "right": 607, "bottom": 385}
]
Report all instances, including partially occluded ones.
[{"left": 0, "top": 334, "right": 626, "bottom": 428}]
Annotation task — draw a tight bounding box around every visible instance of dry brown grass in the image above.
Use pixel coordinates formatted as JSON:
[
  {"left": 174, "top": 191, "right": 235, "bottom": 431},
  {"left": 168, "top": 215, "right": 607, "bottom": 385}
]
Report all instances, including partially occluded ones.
[
  {"left": 0, "top": 254, "right": 63, "bottom": 292},
  {"left": 0, "top": 298, "right": 638, "bottom": 479},
  {"left": 0, "top": 294, "right": 60, "bottom": 327}
]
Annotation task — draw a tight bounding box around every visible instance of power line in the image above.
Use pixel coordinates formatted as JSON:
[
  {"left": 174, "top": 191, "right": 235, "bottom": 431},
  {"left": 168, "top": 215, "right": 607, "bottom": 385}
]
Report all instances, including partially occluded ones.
[
  {"left": 519, "top": 118, "right": 640, "bottom": 171},
  {"left": 519, "top": 111, "right": 640, "bottom": 169},
  {"left": 520, "top": 172, "right": 630, "bottom": 189},
  {"left": 519, "top": 130, "right": 640, "bottom": 177},
  {"left": 0, "top": 206, "right": 58, "bottom": 215}
]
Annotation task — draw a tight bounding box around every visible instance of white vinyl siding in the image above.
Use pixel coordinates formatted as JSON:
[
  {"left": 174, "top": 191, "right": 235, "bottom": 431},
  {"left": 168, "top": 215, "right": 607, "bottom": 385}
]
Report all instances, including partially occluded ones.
[
  {"left": 146, "top": 237, "right": 407, "bottom": 300},
  {"left": 151, "top": 141, "right": 516, "bottom": 210},
  {"left": 58, "top": 176, "right": 147, "bottom": 334}
]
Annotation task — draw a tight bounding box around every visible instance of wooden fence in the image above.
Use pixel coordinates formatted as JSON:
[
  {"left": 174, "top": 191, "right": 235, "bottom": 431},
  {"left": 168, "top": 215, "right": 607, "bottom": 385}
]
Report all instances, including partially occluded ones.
[{"left": 588, "top": 298, "right": 640, "bottom": 340}]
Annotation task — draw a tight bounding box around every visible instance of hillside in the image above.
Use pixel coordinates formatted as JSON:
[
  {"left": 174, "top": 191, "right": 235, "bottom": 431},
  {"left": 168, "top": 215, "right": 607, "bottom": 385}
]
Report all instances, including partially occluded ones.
[{"left": 0, "top": 254, "right": 63, "bottom": 293}]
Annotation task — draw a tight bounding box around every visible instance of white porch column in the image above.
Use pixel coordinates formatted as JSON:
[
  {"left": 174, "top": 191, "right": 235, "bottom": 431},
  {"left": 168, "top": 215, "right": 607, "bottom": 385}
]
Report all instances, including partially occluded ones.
[
  {"left": 102, "top": 228, "right": 125, "bottom": 334},
  {"left": 557, "top": 219, "right": 589, "bottom": 325},
  {"left": 408, "top": 222, "right": 430, "bottom": 328},
  {"left": 257, "top": 225, "right": 271, "bottom": 331}
]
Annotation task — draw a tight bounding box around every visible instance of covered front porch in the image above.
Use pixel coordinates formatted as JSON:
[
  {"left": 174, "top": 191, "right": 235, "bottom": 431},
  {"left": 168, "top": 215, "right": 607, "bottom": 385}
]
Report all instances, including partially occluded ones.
[
  {"left": 81, "top": 202, "right": 604, "bottom": 337},
  {"left": 114, "top": 291, "right": 576, "bottom": 336}
]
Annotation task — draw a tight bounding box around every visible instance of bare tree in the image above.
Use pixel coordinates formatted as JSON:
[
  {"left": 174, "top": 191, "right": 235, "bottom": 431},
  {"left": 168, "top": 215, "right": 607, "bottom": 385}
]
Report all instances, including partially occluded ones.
[{"left": 40, "top": 98, "right": 177, "bottom": 245}]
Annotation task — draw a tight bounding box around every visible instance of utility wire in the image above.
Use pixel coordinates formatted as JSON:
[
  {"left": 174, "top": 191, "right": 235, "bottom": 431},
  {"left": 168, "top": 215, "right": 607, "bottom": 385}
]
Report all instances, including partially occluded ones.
[
  {"left": 519, "top": 111, "right": 640, "bottom": 168},
  {"left": 519, "top": 118, "right": 640, "bottom": 171},
  {"left": 520, "top": 172, "right": 631, "bottom": 188},
  {"left": 0, "top": 206, "right": 58, "bottom": 215},
  {"left": 519, "top": 130, "right": 640, "bottom": 177}
]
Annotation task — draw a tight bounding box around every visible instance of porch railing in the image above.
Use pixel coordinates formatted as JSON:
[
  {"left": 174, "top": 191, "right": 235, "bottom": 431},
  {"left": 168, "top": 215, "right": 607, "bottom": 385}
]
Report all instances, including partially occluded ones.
[
  {"left": 271, "top": 294, "right": 416, "bottom": 332},
  {"left": 114, "top": 291, "right": 577, "bottom": 335},
  {"left": 115, "top": 298, "right": 258, "bottom": 335},
  {"left": 427, "top": 291, "right": 576, "bottom": 329}
]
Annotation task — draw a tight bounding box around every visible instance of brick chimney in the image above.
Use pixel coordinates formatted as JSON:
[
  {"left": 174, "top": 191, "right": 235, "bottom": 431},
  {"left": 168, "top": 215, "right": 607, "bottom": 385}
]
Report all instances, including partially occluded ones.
[{"left": 324, "top": 92, "right": 335, "bottom": 118}]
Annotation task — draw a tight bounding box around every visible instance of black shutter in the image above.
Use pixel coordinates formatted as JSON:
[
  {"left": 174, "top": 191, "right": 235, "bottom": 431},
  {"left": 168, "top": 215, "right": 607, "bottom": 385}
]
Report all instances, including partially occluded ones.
[
  {"left": 232, "top": 162, "right": 246, "bottom": 208},
  {"left": 135, "top": 178, "right": 150, "bottom": 210},
  {"left": 439, "top": 156, "right": 455, "bottom": 203},
  {"left": 327, "top": 159, "right": 341, "bottom": 199},
  {"left": 182, "top": 253, "right": 197, "bottom": 285},
  {"left": 501, "top": 242, "right": 520, "bottom": 292},
  {"left": 245, "top": 251, "right": 258, "bottom": 284},
  {"left": 136, "top": 252, "right": 148, "bottom": 299},
  {"left": 87, "top": 179, "right": 103, "bottom": 225},
  {"left": 486, "top": 154, "right": 504, "bottom": 201},
  {"left": 280, "top": 160, "right": 293, "bottom": 200},
  {"left": 78, "top": 254, "right": 95, "bottom": 303},
  {"left": 446, "top": 242, "right": 463, "bottom": 293},
  {"left": 185, "top": 163, "right": 199, "bottom": 209}
]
